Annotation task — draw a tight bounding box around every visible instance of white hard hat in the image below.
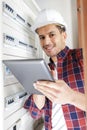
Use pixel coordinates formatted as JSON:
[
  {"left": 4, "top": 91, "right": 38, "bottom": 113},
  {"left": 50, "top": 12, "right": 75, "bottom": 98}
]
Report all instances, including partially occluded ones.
[{"left": 31, "top": 9, "right": 67, "bottom": 32}]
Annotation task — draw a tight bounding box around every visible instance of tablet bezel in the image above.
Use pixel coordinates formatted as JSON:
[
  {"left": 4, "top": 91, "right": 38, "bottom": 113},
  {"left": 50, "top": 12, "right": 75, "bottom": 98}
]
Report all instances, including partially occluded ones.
[{"left": 3, "top": 59, "right": 54, "bottom": 94}]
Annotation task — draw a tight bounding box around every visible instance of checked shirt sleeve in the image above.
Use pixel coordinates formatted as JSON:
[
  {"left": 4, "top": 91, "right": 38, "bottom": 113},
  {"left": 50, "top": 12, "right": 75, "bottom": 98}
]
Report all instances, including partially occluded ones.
[{"left": 24, "top": 95, "right": 44, "bottom": 119}]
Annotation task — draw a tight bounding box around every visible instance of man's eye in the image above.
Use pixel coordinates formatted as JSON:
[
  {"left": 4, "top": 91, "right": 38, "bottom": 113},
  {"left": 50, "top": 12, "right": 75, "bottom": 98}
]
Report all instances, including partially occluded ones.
[
  {"left": 39, "top": 36, "right": 45, "bottom": 40},
  {"left": 50, "top": 33, "right": 55, "bottom": 37}
]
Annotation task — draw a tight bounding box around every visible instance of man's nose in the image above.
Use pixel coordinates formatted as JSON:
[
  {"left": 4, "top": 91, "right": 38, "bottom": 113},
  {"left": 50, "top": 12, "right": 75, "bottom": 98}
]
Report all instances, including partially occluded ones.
[{"left": 44, "top": 36, "right": 51, "bottom": 45}]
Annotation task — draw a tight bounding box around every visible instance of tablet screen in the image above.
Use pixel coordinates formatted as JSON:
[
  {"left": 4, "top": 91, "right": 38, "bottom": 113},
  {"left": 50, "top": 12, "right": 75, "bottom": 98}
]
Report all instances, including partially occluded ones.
[{"left": 3, "top": 59, "right": 54, "bottom": 94}]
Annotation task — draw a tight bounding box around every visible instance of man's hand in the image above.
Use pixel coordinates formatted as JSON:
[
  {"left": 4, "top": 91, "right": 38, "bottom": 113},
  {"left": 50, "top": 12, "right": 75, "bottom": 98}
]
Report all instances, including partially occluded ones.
[
  {"left": 33, "top": 80, "right": 86, "bottom": 111},
  {"left": 34, "top": 80, "right": 73, "bottom": 104}
]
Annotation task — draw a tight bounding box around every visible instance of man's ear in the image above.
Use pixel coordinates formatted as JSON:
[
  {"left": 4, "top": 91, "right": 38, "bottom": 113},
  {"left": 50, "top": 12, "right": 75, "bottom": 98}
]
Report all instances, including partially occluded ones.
[{"left": 62, "top": 32, "right": 67, "bottom": 41}]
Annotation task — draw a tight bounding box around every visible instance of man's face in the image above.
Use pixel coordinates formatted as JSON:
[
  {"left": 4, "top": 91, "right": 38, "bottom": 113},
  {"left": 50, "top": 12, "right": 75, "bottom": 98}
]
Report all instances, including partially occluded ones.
[{"left": 37, "top": 24, "right": 67, "bottom": 60}]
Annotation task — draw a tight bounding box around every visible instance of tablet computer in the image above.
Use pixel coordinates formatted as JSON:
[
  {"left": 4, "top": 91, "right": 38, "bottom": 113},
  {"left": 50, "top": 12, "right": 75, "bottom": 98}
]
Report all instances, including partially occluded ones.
[{"left": 3, "top": 59, "right": 54, "bottom": 94}]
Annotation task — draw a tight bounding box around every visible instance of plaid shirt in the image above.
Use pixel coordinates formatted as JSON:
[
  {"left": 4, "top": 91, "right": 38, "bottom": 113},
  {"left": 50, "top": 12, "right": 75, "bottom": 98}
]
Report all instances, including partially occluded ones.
[{"left": 24, "top": 46, "right": 87, "bottom": 130}]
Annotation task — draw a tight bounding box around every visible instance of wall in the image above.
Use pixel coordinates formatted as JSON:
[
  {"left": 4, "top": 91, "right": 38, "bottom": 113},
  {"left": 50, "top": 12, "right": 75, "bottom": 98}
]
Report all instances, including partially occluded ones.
[
  {"left": 77, "top": 0, "right": 87, "bottom": 112},
  {"left": 0, "top": 0, "right": 4, "bottom": 129}
]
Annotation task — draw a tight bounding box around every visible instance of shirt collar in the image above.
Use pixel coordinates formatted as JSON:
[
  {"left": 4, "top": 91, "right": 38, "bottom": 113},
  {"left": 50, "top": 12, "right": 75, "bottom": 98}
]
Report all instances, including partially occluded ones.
[
  {"left": 57, "top": 46, "right": 69, "bottom": 59},
  {"left": 49, "top": 46, "right": 69, "bottom": 65}
]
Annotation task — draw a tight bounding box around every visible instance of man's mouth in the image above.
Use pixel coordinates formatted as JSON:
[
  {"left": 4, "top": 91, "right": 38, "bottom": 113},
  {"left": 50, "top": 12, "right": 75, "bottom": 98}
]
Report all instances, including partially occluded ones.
[{"left": 44, "top": 45, "right": 54, "bottom": 52}]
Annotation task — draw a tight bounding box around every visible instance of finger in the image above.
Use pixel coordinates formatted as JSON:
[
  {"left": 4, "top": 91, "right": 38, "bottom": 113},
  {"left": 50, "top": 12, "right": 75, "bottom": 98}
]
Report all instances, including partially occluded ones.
[
  {"left": 51, "top": 70, "right": 55, "bottom": 77},
  {"left": 36, "top": 80, "right": 63, "bottom": 92},
  {"left": 34, "top": 83, "right": 60, "bottom": 96},
  {"left": 36, "top": 80, "right": 56, "bottom": 88},
  {"left": 47, "top": 65, "right": 51, "bottom": 71},
  {"left": 47, "top": 66, "right": 54, "bottom": 76},
  {"left": 34, "top": 85, "right": 57, "bottom": 102}
]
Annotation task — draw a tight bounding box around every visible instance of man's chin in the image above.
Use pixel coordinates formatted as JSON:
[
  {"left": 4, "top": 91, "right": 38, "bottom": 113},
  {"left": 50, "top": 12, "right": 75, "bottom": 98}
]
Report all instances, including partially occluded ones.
[
  {"left": 44, "top": 49, "right": 56, "bottom": 57},
  {"left": 46, "top": 53, "right": 56, "bottom": 58}
]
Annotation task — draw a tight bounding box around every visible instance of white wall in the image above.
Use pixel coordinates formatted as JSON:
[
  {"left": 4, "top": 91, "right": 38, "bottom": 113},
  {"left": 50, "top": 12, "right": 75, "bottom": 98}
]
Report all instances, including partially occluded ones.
[{"left": 0, "top": 0, "right": 4, "bottom": 129}]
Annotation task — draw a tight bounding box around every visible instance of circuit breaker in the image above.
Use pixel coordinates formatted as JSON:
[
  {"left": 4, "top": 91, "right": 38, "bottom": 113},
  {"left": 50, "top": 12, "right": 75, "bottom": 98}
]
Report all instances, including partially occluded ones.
[{"left": 1, "top": 0, "right": 41, "bottom": 130}]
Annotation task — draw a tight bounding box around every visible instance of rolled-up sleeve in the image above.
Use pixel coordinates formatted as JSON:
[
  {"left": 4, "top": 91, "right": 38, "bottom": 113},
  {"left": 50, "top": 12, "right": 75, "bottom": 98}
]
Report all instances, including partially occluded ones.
[{"left": 24, "top": 95, "right": 44, "bottom": 119}]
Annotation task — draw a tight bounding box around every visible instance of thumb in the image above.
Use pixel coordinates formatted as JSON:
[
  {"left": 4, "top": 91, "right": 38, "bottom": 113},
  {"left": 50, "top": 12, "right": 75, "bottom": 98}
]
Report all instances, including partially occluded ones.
[{"left": 52, "top": 69, "right": 58, "bottom": 80}]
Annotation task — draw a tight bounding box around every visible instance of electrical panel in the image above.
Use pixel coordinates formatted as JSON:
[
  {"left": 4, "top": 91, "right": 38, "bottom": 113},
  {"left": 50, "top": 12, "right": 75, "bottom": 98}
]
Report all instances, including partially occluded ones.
[
  {"left": 2, "top": 1, "right": 37, "bottom": 59},
  {"left": 1, "top": 0, "right": 41, "bottom": 130}
]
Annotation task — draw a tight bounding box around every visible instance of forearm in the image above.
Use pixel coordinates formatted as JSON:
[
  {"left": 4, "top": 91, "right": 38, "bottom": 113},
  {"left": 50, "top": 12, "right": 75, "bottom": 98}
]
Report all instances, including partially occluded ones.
[
  {"left": 70, "top": 90, "right": 86, "bottom": 111},
  {"left": 33, "top": 94, "right": 45, "bottom": 110},
  {"left": 24, "top": 95, "right": 45, "bottom": 119}
]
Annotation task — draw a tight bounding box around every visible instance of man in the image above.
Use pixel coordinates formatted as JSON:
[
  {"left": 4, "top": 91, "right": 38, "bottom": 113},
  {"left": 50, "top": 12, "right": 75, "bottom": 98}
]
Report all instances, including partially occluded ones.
[{"left": 24, "top": 9, "right": 87, "bottom": 130}]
